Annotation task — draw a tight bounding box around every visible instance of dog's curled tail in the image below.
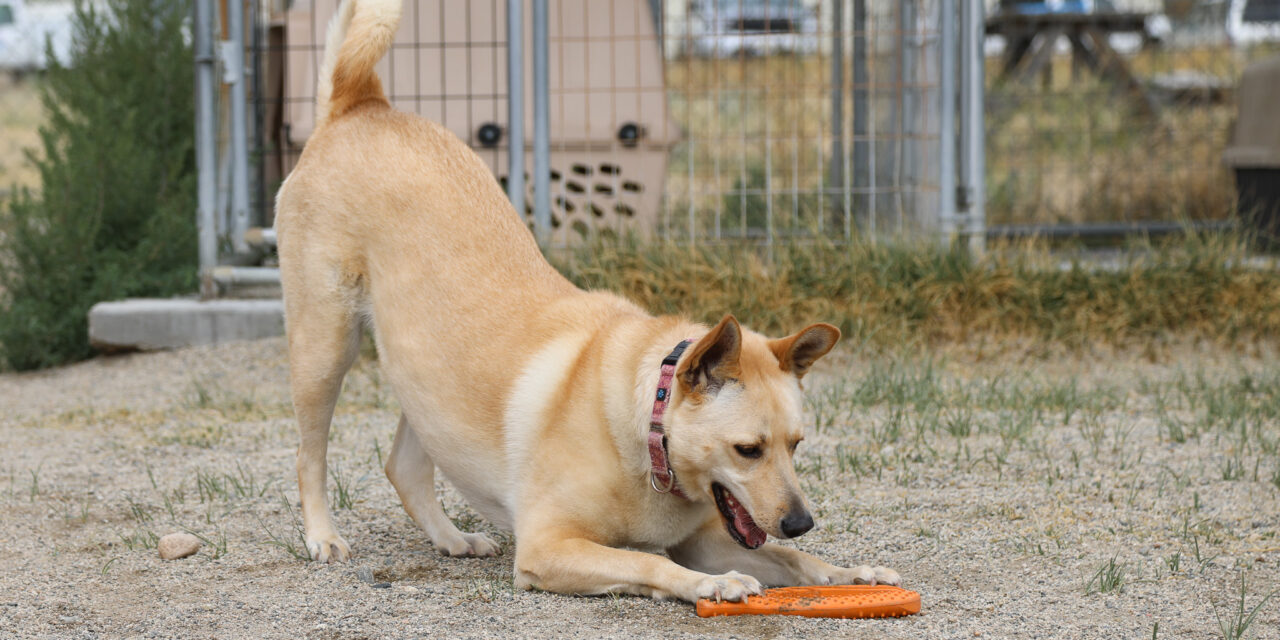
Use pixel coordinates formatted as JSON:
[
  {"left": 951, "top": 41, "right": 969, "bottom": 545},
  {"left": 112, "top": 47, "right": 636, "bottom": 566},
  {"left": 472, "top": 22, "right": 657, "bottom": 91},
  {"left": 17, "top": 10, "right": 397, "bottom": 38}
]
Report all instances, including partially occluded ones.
[{"left": 315, "top": 0, "right": 402, "bottom": 126}]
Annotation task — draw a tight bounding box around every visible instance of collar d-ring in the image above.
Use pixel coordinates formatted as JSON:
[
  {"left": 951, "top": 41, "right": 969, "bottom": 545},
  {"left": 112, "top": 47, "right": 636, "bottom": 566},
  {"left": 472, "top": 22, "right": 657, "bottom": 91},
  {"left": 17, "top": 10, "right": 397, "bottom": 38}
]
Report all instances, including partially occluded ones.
[{"left": 649, "top": 468, "right": 677, "bottom": 494}]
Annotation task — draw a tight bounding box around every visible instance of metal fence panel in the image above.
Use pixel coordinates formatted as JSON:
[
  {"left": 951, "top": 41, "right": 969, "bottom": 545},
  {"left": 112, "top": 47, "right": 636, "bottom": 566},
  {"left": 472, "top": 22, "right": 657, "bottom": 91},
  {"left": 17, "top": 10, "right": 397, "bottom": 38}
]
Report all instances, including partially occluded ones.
[
  {"left": 982, "top": 0, "right": 1280, "bottom": 230},
  {"left": 248, "top": 0, "right": 949, "bottom": 246}
]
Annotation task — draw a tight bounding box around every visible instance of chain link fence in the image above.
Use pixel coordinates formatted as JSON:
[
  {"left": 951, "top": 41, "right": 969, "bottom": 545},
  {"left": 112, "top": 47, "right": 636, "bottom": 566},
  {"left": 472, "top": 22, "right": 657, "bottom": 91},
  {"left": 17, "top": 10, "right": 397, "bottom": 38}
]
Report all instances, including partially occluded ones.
[
  {"left": 246, "top": 0, "right": 965, "bottom": 249},
  {"left": 10, "top": 0, "right": 1274, "bottom": 289},
  {"left": 983, "top": 0, "right": 1280, "bottom": 230}
]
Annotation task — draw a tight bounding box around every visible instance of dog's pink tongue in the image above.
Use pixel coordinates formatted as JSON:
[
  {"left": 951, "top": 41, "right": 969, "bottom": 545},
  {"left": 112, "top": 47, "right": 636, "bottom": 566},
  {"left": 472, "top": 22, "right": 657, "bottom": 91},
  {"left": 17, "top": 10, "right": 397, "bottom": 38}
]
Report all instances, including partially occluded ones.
[{"left": 725, "top": 492, "right": 767, "bottom": 549}]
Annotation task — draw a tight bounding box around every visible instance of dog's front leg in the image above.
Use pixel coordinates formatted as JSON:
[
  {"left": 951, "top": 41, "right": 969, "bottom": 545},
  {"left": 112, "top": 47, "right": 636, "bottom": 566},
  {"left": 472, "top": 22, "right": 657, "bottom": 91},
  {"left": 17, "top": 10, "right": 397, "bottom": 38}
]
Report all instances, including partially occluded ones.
[
  {"left": 514, "top": 534, "right": 763, "bottom": 603},
  {"left": 668, "top": 519, "right": 901, "bottom": 587}
]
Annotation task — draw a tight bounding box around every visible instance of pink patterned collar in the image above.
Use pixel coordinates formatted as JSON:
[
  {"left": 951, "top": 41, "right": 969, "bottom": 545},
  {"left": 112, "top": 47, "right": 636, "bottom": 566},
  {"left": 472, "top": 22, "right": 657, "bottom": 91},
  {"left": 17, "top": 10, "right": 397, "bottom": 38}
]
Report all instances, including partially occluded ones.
[{"left": 648, "top": 338, "right": 695, "bottom": 499}]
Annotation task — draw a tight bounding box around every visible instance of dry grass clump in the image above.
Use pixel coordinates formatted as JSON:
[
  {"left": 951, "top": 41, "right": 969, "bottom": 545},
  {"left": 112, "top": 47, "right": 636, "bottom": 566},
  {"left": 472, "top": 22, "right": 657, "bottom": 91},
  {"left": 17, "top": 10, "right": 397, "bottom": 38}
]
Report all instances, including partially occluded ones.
[{"left": 552, "top": 232, "right": 1280, "bottom": 347}]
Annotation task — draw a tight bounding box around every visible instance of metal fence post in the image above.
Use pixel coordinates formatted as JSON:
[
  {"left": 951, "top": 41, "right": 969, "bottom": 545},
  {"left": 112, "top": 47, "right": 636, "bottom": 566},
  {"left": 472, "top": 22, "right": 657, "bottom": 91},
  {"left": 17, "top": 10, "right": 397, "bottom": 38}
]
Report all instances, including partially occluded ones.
[
  {"left": 226, "top": 0, "right": 251, "bottom": 253},
  {"left": 829, "top": 0, "right": 845, "bottom": 236},
  {"left": 938, "top": 0, "right": 957, "bottom": 244},
  {"left": 852, "top": 0, "right": 869, "bottom": 233},
  {"left": 532, "top": 0, "right": 551, "bottom": 246},
  {"left": 195, "top": 0, "right": 218, "bottom": 298},
  {"left": 506, "top": 0, "right": 525, "bottom": 219},
  {"left": 960, "top": 0, "right": 986, "bottom": 253}
]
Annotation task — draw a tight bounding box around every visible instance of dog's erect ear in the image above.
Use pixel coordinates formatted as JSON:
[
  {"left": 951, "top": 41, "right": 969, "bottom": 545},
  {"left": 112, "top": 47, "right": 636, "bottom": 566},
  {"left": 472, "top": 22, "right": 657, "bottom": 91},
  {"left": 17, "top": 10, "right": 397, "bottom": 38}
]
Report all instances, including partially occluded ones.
[
  {"left": 768, "top": 323, "right": 841, "bottom": 379},
  {"left": 678, "top": 315, "right": 743, "bottom": 396}
]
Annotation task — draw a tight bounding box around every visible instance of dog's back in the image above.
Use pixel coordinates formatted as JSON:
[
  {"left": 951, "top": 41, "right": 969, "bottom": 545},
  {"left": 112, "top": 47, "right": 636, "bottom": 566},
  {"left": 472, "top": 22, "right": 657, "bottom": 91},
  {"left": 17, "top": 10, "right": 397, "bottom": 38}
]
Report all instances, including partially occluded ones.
[{"left": 275, "top": 0, "right": 579, "bottom": 401}]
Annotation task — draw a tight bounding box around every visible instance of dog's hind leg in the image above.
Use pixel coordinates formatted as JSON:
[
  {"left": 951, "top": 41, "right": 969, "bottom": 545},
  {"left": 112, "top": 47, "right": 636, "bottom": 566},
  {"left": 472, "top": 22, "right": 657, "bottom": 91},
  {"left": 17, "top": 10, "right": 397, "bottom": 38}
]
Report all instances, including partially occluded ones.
[
  {"left": 385, "top": 414, "right": 500, "bottom": 557},
  {"left": 286, "top": 292, "right": 362, "bottom": 563}
]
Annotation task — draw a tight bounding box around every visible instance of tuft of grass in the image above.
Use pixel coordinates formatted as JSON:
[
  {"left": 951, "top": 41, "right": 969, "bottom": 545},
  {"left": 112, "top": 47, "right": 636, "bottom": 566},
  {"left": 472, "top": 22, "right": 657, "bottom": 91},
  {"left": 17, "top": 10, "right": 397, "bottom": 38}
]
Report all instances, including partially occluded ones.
[
  {"left": 184, "top": 528, "right": 229, "bottom": 560},
  {"left": 1085, "top": 556, "right": 1128, "bottom": 595},
  {"left": 329, "top": 462, "right": 365, "bottom": 511},
  {"left": 551, "top": 232, "right": 1280, "bottom": 349},
  {"left": 1213, "top": 572, "right": 1279, "bottom": 640},
  {"left": 259, "top": 496, "right": 310, "bottom": 561}
]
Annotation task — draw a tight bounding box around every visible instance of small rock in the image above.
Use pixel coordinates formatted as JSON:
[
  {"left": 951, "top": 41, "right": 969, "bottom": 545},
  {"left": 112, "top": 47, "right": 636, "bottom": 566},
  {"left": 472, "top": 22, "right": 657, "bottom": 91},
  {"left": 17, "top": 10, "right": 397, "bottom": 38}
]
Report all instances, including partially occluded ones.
[
  {"left": 371, "top": 582, "right": 391, "bottom": 589},
  {"left": 157, "top": 532, "right": 201, "bottom": 560},
  {"left": 397, "top": 585, "right": 419, "bottom": 594},
  {"left": 356, "top": 567, "right": 375, "bottom": 584}
]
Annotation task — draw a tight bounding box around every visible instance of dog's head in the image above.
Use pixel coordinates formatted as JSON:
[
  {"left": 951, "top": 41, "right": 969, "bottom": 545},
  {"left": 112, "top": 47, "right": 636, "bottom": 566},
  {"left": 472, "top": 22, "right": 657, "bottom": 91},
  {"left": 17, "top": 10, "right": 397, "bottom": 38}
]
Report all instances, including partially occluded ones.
[{"left": 667, "top": 314, "right": 839, "bottom": 549}]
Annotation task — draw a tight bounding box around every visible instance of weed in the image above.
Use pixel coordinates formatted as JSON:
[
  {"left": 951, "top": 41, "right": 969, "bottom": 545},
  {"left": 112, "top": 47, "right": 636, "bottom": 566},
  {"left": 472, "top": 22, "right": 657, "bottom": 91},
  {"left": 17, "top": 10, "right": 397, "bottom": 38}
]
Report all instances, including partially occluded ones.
[
  {"left": 225, "top": 463, "right": 272, "bottom": 499},
  {"left": 1085, "top": 557, "right": 1127, "bottom": 595},
  {"left": 944, "top": 408, "right": 974, "bottom": 439},
  {"left": 330, "top": 462, "right": 365, "bottom": 510},
  {"left": 1213, "top": 572, "right": 1280, "bottom": 640},
  {"left": 124, "top": 495, "right": 152, "bottom": 524},
  {"left": 460, "top": 576, "right": 515, "bottom": 603},
  {"left": 184, "top": 528, "right": 229, "bottom": 560},
  {"left": 1221, "top": 455, "right": 1245, "bottom": 481},
  {"left": 27, "top": 465, "right": 41, "bottom": 501},
  {"left": 117, "top": 528, "right": 159, "bottom": 551},
  {"left": 259, "top": 496, "right": 310, "bottom": 561},
  {"left": 196, "top": 469, "right": 227, "bottom": 503}
]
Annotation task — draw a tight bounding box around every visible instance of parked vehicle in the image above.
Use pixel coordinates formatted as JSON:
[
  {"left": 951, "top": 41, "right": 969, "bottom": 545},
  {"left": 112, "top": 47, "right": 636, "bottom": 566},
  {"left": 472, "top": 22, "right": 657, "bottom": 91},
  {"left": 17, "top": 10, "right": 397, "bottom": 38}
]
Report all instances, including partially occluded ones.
[
  {"left": 684, "top": 0, "right": 818, "bottom": 57},
  {"left": 1228, "top": 0, "right": 1280, "bottom": 44},
  {"left": 0, "top": 0, "right": 74, "bottom": 76}
]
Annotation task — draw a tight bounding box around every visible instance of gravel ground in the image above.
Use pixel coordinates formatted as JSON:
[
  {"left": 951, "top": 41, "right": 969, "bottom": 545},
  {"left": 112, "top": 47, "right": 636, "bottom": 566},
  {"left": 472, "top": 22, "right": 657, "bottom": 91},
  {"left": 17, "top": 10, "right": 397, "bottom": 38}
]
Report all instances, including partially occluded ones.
[{"left": 2, "top": 337, "right": 1278, "bottom": 639}]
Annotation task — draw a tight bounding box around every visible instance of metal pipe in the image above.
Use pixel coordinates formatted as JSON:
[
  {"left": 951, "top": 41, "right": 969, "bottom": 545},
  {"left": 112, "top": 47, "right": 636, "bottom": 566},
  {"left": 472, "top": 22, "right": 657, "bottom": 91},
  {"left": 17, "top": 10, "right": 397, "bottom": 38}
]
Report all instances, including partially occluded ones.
[
  {"left": 938, "top": 0, "right": 957, "bottom": 244},
  {"left": 532, "top": 0, "right": 551, "bottom": 246},
  {"left": 244, "top": 227, "right": 276, "bottom": 246},
  {"left": 960, "top": 0, "right": 986, "bottom": 253},
  {"left": 227, "top": 0, "right": 251, "bottom": 254},
  {"left": 195, "top": 0, "right": 218, "bottom": 298},
  {"left": 902, "top": 0, "right": 917, "bottom": 224},
  {"left": 506, "top": 0, "right": 525, "bottom": 218},
  {"left": 211, "top": 266, "right": 281, "bottom": 286},
  {"left": 852, "top": 0, "right": 868, "bottom": 228},
  {"left": 829, "top": 0, "right": 844, "bottom": 231}
]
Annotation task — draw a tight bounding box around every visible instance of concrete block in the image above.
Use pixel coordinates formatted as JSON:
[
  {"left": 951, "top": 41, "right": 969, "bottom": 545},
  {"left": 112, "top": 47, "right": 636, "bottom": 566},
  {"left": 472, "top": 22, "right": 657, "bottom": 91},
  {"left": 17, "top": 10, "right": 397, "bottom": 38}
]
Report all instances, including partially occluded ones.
[{"left": 88, "top": 298, "right": 285, "bottom": 351}]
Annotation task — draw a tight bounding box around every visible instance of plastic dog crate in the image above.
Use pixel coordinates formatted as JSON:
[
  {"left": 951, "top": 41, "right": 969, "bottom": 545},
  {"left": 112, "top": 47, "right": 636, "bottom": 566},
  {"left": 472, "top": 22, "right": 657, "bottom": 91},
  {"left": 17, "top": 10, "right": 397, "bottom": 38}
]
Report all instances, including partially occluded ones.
[
  {"left": 1223, "top": 55, "right": 1280, "bottom": 244},
  {"left": 273, "top": 0, "right": 678, "bottom": 243}
]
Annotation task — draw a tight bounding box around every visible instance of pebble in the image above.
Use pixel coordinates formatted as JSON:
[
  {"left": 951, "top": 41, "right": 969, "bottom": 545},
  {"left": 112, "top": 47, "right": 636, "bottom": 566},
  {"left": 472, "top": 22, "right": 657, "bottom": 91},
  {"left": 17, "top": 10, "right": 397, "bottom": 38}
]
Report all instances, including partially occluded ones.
[
  {"left": 356, "top": 567, "right": 375, "bottom": 584},
  {"left": 157, "top": 533, "right": 201, "bottom": 560}
]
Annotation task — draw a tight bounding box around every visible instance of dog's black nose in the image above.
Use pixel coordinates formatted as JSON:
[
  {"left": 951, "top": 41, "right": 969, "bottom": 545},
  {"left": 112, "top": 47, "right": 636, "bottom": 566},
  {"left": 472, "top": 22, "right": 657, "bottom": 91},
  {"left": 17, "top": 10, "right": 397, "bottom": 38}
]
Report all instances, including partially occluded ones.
[{"left": 780, "top": 509, "right": 814, "bottom": 538}]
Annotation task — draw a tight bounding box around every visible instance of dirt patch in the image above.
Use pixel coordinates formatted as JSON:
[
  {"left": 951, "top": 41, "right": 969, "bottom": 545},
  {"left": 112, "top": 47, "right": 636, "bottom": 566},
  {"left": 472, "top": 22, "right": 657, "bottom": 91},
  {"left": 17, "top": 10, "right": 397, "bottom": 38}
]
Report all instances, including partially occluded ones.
[{"left": 1, "top": 337, "right": 1278, "bottom": 638}]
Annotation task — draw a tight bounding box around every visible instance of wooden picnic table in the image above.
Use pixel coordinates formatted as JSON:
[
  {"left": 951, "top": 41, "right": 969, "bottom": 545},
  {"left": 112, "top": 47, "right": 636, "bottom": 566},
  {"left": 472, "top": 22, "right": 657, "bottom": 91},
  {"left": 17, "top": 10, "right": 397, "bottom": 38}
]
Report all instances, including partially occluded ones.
[{"left": 986, "top": 11, "right": 1158, "bottom": 116}]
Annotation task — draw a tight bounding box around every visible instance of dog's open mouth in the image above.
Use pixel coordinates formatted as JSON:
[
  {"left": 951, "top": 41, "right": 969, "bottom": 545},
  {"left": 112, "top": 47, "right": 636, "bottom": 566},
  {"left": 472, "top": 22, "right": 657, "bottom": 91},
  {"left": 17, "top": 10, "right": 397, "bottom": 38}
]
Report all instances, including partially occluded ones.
[{"left": 712, "top": 483, "right": 767, "bottom": 549}]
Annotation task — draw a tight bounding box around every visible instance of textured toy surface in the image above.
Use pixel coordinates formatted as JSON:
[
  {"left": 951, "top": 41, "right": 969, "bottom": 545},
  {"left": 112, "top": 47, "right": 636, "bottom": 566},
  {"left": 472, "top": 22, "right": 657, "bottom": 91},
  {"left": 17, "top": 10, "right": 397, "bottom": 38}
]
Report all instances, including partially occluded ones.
[{"left": 696, "top": 585, "right": 921, "bottom": 619}]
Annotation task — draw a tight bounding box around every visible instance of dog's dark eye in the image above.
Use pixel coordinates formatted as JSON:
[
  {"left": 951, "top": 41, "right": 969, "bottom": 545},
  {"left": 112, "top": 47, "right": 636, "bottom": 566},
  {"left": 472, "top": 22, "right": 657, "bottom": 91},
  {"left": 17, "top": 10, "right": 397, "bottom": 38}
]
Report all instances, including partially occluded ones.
[{"left": 734, "top": 444, "right": 763, "bottom": 459}]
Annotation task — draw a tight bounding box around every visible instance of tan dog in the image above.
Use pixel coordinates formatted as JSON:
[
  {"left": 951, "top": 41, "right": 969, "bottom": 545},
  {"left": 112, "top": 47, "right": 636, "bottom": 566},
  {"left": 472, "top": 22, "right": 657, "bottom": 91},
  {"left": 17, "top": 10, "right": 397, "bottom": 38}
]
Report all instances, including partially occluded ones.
[{"left": 275, "top": 0, "right": 900, "bottom": 603}]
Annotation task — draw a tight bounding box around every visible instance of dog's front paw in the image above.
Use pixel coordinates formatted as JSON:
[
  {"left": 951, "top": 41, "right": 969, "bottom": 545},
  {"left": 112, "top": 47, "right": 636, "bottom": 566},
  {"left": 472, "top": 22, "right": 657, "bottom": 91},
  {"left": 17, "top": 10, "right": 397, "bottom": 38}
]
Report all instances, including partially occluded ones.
[
  {"left": 691, "top": 571, "right": 763, "bottom": 603},
  {"left": 306, "top": 533, "right": 352, "bottom": 563},
  {"left": 829, "top": 564, "right": 901, "bottom": 586},
  {"left": 437, "top": 532, "right": 500, "bottom": 558}
]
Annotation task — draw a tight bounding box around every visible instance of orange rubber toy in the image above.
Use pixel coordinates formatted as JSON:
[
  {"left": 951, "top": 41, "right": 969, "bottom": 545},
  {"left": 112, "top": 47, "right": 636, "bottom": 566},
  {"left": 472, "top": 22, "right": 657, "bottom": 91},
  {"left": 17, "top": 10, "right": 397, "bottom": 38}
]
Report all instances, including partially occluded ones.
[{"left": 696, "top": 584, "right": 921, "bottom": 619}]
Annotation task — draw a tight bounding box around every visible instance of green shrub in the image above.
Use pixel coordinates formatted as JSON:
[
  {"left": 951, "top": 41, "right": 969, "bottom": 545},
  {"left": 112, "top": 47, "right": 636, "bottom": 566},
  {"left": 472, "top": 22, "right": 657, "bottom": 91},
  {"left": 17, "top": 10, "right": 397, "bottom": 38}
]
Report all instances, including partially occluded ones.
[{"left": 0, "top": 0, "right": 196, "bottom": 370}]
